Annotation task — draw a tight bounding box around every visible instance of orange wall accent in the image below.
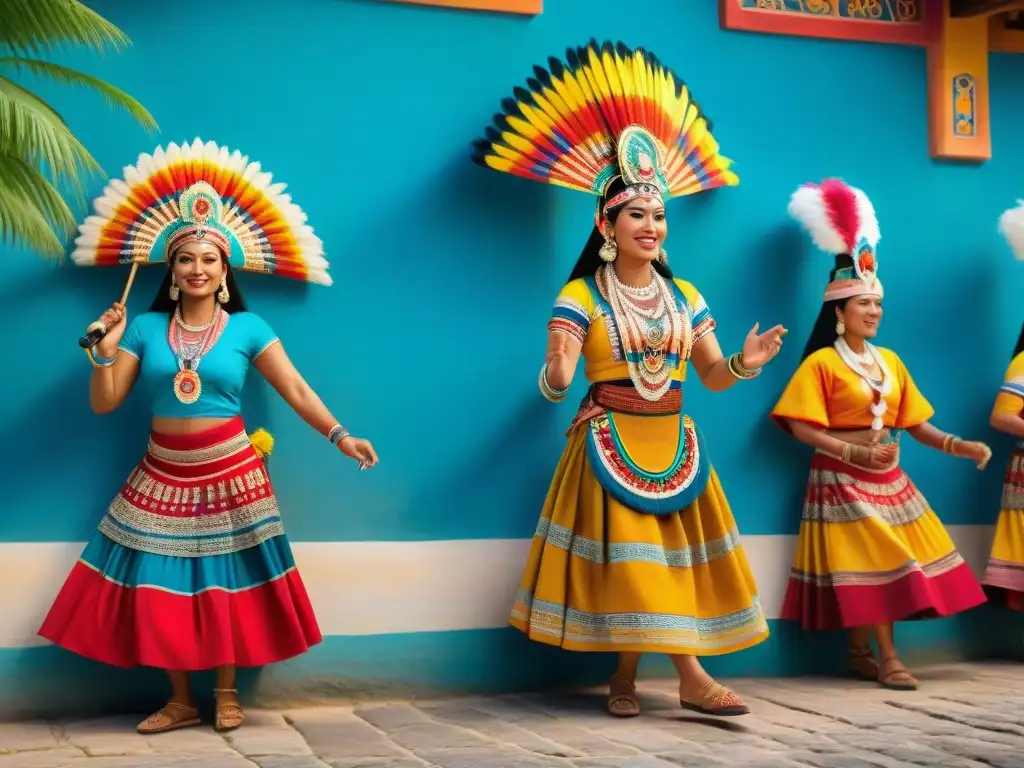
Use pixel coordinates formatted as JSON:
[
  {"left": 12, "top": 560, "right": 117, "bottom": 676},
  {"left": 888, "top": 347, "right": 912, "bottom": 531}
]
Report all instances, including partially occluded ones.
[
  {"left": 927, "top": 1, "right": 991, "bottom": 161},
  {"left": 381, "top": 0, "right": 541, "bottom": 13},
  {"left": 990, "top": 12, "right": 1024, "bottom": 51}
]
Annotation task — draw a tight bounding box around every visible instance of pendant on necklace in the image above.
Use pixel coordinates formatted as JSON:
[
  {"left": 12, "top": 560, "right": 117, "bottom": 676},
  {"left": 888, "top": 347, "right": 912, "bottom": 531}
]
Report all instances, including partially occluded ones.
[{"left": 173, "top": 367, "right": 202, "bottom": 404}]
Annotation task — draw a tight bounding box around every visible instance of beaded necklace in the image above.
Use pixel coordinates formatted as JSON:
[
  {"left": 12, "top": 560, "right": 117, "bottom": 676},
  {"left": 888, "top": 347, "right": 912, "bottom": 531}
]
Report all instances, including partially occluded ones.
[
  {"left": 167, "top": 305, "right": 227, "bottom": 404},
  {"left": 599, "top": 264, "right": 688, "bottom": 402}
]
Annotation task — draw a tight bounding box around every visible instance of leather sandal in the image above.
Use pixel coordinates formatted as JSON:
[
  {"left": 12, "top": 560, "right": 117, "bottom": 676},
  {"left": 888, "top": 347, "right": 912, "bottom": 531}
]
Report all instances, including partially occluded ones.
[
  {"left": 606, "top": 677, "right": 640, "bottom": 718},
  {"left": 136, "top": 701, "right": 201, "bottom": 734},
  {"left": 849, "top": 645, "right": 879, "bottom": 681},
  {"left": 213, "top": 687, "right": 245, "bottom": 732},
  {"left": 680, "top": 679, "right": 750, "bottom": 717},
  {"left": 878, "top": 657, "right": 918, "bottom": 691}
]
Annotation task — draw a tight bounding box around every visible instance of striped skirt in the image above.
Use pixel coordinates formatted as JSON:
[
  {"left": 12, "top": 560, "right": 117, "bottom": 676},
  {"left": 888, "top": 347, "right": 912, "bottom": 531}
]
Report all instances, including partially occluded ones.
[
  {"left": 781, "top": 452, "right": 986, "bottom": 630},
  {"left": 982, "top": 449, "right": 1024, "bottom": 610},
  {"left": 38, "top": 417, "right": 322, "bottom": 670}
]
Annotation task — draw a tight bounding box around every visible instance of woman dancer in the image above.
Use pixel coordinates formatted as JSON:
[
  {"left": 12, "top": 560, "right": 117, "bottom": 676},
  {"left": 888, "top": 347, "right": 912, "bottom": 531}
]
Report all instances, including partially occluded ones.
[
  {"left": 982, "top": 201, "right": 1024, "bottom": 610},
  {"left": 39, "top": 140, "right": 378, "bottom": 734},
  {"left": 473, "top": 41, "right": 787, "bottom": 718},
  {"left": 771, "top": 178, "right": 989, "bottom": 690}
]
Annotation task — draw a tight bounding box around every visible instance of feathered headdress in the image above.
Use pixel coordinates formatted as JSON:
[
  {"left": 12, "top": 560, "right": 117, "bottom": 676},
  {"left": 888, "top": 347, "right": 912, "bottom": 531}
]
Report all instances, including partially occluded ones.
[
  {"left": 472, "top": 40, "right": 739, "bottom": 224},
  {"left": 788, "top": 178, "right": 882, "bottom": 302},
  {"left": 72, "top": 138, "right": 331, "bottom": 286},
  {"left": 999, "top": 200, "right": 1024, "bottom": 261}
]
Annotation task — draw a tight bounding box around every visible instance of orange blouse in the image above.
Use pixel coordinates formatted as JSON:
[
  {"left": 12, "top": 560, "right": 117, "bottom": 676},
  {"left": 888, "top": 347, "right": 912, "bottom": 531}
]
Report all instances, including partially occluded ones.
[{"left": 770, "top": 346, "right": 934, "bottom": 432}]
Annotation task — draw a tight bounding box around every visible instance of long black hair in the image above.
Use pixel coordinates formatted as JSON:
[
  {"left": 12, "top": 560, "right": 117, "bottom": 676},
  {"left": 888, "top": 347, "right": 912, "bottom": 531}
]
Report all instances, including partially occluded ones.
[
  {"left": 567, "top": 175, "right": 676, "bottom": 283},
  {"left": 800, "top": 254, "right": 853, "bottom": 362},
  {"left": 148, "top": 250, "right": 249, "bottom": 314},
  {"left": 1012, "top": 323, "right": 1024, "bottom": 358}
]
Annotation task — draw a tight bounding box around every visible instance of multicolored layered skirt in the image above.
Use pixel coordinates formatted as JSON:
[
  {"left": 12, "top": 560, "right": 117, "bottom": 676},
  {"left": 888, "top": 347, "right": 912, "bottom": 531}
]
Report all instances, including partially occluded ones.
[
  {"left": 982, "top": 449, "right": 1024, "bottom": 611},
  {"left": 511, "top": 382, "right": 769, "bottom": 655},
  {"left": 38, "top": 417, "right": 322, "bottom": 670},
  {"left": 781, "top": 451, "right": 986, "bottom": 630}
]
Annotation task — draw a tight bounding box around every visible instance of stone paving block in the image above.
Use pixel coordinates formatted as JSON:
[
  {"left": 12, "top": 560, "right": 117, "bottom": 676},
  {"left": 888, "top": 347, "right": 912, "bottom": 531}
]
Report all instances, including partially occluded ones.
[
  {"left": 573, "top": 756, "right": 682, "bottom": 768},
  {"left": 285, "top": 709, "right": 407, "bottom": 761},
  {"left": 226, "top": 709, "right": 314, "bottom": 757},
  {"left": 326, "top": 762, "right": 429, "bottom": 768},
  {"left": 0, "top": 721, "right": 59, "bottom": 752},
  {"left": 254, "top": 757, "right": 331, "bottom": 768},
  {"left": 143, "top": 726, "right": 239, "bottom": 756},
  {"left": 786, "top": 748, "right": 921, "bottom": 768},
  {"left": 0, "top": 749, "right": 84, "bottom": 768},
  {"left": 421, "top": 702, "right": 582, "bottom": 757},
  {"left": 58, "top": 715, "right": 157, "bottom": 756},
  {"left": 416, "top": 747, "right": 558, "bottom": 768}
]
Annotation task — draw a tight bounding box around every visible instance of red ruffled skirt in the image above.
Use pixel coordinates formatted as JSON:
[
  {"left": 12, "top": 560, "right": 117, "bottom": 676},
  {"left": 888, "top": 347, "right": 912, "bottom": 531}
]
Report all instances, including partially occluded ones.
[{"left": 38, "top": 417, "right": 322, "bottom": 669}]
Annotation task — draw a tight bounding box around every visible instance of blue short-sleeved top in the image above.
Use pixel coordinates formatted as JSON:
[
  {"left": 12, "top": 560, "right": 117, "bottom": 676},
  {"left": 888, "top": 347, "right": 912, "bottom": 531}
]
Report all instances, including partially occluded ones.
[{"left": 118, "top": 311, "right": 279, "bottom": 418}]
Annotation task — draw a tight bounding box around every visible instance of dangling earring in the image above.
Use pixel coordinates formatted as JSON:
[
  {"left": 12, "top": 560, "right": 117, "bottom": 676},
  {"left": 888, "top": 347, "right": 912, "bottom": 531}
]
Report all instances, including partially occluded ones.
[
  {"left": 169, "top": 275, "right": 180, "bottom": 302},
  {"left": 217, "top": 278, "right": 230, "bottom": 304},
  {"left": 599, "top": 236, "right": 618, "bottom": 263},
  {"left": 836, "top": 319, "right": 846, "bottom": 336},
  {"left": 658, "top": 248, "right": 668, "bottom": 265}
]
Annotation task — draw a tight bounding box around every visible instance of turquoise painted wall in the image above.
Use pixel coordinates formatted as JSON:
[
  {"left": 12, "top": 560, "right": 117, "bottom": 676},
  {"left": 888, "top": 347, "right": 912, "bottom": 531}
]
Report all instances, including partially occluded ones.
[{"left": 1, "top": 0, "right": 1023, "bottom": 719}]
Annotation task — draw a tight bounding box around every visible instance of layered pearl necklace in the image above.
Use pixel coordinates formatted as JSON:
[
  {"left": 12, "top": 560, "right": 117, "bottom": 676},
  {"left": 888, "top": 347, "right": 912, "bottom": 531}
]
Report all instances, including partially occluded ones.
[
  {"left": 834, "top": 335, "right": 893, "bottom": 435},
  {"left": 167, "top": 305, "right": 226, "bottom": 404},
  {"left": 600, "top": 264, "right": 688, "bottom": 402}
]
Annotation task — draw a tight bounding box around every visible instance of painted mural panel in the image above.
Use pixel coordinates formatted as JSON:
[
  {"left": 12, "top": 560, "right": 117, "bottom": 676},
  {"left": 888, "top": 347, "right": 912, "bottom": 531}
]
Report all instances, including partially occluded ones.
[
  {"left": 381, "top": 0, "right": 541, "bottom": 13},
  {"left": 720, "top": 0, "right": 928, "bottom": 44}
]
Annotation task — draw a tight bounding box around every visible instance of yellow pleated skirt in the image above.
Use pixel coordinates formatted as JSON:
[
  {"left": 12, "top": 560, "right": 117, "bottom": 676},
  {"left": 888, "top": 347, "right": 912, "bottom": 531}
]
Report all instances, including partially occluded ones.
[
  {"left": 510, "top": 413, "right": 769, "bottom": 655},
  {"left": 983, "top": 450, "right": 1024, "bottom": 611}
]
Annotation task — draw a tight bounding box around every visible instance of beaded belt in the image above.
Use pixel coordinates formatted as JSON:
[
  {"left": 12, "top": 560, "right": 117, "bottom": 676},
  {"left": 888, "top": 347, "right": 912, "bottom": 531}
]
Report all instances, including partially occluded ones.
[
  {"left": 567, "top": 382, "right": 681, "bottom": 437},
  {"left": 591, "top": 382, "right": 682, "bottom": 415}
]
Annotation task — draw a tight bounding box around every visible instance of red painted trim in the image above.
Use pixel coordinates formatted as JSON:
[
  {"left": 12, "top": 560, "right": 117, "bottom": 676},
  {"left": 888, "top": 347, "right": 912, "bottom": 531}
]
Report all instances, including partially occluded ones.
[{"left": 719, "top": 0, "right": 930, "bottom": 46}]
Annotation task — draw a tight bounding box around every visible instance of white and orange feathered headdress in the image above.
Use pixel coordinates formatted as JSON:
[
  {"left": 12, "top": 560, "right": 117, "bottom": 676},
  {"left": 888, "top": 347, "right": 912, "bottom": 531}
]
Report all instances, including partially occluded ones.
[
  {"left": 999, "top": 200, "right": 1024, "bottom": 261},
  {"left": 788, "top": 179, "right": 882, "bottom": 302}
]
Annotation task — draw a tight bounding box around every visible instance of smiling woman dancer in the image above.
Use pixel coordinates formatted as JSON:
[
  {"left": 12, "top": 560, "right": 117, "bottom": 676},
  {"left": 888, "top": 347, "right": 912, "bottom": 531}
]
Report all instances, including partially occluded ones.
[
  {"left": 771, "top": 178, "right": 989, "bottom": 691},
  {"left": 473, "top": 41, "right": 787, "bottom": 718},
  {"left": 982, "top": 201, "right": 1024, "bottom": 610},
  {"left": 38, "top": 140, "right": 379, "bottom": 734}
]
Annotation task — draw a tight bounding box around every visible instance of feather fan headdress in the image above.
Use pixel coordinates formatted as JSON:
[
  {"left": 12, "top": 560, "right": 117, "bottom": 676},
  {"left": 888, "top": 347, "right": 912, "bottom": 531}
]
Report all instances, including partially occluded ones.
[
  {"left": 471, "top": 40, "right": 739, "bottom": 224},
  {"left": 72, "top": 138, "right": 331, "bottom": 286},
  {"left": 788, "top": 178, "right": 882, "bottom": 302},
  {"left": 999, "top": 200, "right": 1024, "bottom": 261}
]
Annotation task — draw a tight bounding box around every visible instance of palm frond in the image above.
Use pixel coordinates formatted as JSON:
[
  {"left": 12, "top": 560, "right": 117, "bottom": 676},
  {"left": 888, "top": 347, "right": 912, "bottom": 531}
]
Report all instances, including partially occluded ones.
[
  {"left": 0, "top": 58, "right": 158, "bottom": 132},
  {"left": 0, "top": 152, "right": 76, "bottom": 238},
  {"left": 0, "top": 75, "right": 101, "bottom": 195},
  {"left": 0, "top": 175, "right": 65, "bottom": 260},
  {"left": 0, "top": 0, "right": 130, "bottom": 57}
]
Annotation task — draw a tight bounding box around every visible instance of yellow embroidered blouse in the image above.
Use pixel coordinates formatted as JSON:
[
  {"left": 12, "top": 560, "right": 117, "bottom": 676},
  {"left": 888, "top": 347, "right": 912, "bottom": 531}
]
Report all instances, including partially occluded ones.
[
  {"left": 993, "top": 351, "right": 1024, "bottom": 418},
  {"left": 770, "top": 346, "right": 934, "bottom": 432},
  {"left": 549, "top": 275, "right": 715, "bottom": 383}
]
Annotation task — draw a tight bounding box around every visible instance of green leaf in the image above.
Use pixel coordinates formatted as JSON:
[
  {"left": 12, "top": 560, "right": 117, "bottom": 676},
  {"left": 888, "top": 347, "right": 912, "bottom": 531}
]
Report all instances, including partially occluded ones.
[
  {"left": 0, "top": 75, "right": 100, "bottom": 198},
  {"left": 0, "top": 175, "right": 65, "bottom": 260},
  {"left": 0, "top": 0, "right": 130, "bottom": 57},
  {"left": 0, "top": 152, "right": 76, "bottom": 238},
  {"left": 0, "top": 58, "right": 158, "bottom": 132}
]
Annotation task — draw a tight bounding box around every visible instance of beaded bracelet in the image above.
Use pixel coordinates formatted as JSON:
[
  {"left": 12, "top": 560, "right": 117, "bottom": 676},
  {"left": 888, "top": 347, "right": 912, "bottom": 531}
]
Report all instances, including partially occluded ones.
[
  {"left": 328, "top": 424, "right": 350, "bottom": 446},
  {"left": 726, "top": 352, "right": 761, "bottom": 380},
  {"left": 539, "top": 363, "right": 569, "bottom": 403},
  {"left": 85, "top": 347, "right": 116, "bottom": 368}
]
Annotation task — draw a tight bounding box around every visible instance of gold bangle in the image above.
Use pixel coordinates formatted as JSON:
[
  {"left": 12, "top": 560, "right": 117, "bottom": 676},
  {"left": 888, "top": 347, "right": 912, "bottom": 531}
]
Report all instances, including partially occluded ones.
[
  {"left": 84, "top": 347, "right": 116, "bottom": 368},
  {"left": 841, "top": 443, "right": 852, "bottom": 463}
]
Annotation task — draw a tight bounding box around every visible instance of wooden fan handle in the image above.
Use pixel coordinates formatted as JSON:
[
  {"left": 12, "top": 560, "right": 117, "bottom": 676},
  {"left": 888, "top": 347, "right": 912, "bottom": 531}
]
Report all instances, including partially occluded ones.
[{"left": 78, "top": 261, "right": 141, "bottom": 349}]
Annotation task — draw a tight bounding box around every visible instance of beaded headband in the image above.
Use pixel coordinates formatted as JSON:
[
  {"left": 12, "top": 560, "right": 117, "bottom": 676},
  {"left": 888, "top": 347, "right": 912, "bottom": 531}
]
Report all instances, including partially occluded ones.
[{"left": 788, "top": 178, "right": 882, "bottom": 302}]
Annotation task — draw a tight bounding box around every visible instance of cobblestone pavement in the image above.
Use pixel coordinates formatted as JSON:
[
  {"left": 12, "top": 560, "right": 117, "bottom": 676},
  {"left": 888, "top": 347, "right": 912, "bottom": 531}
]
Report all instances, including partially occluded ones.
[{"left": 3, "top": 662, "right": 1024, "bottom": 767}]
